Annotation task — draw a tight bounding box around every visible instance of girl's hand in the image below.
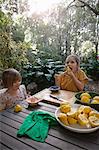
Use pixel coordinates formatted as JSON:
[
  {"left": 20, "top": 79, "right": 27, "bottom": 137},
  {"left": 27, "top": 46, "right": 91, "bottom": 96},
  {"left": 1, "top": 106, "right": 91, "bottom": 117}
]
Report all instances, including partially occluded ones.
[
  {"left": 65, "top": 67, "right": 74, "bottom": 77},
  {"left": 26, "top": 91, "right": 31, "bottom": 98}
]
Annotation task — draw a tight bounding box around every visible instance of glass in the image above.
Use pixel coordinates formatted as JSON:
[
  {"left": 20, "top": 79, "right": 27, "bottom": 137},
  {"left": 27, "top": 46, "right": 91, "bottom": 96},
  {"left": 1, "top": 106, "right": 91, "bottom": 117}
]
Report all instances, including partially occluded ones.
[{"left": 15, "top": 100, "right": 29, "bottom": 108}]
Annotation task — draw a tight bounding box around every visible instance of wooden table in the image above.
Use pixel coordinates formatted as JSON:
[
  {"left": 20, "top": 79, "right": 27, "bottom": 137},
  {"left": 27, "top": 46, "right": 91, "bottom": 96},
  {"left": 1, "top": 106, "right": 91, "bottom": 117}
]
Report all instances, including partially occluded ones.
[{"left": 0, "top": 89, "right": 99, "bottom": 150}]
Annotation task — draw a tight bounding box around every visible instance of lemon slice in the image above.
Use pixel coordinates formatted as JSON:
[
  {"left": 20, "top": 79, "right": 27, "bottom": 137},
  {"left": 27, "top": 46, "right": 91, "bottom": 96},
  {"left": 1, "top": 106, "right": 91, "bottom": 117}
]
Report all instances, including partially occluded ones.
[
  {"left": 89, "top": 116, "right": 99, "bottom": 127},
  {"left": 89, "top": 111, "right": 99, "bottom": 118},
  {"left": 66, "top": 66, "right": 71, "bottom": 72},
  {"left": 78, "top": 114, "right": 90, "bottom": 128},
  {"left": 91, "top": 100, "right": 99, "bottom": 104},
  {"left": 93, "top": 96, "right": 99, "bottom": 101},
  {"left": 78, "top": 105, "right": 92, "bottom": 114},
  {"left": 67, "top": 110, "right": 78, "bottom": 119},
  {"left": 58, "top": 113, "right": 69, "bottom": 125},
  {"left": 67, "top": 116, "right": 77, "bottom": 125}
]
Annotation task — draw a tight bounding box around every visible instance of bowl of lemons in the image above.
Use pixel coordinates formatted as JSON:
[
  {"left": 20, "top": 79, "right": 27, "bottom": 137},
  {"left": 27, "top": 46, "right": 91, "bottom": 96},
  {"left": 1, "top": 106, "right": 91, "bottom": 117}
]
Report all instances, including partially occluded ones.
[
  {"left": 55, "top": 102, "right": 99, "bottom": 133},
  {"left": 75, "top": 91, "right": 99, "bottom": 111}
]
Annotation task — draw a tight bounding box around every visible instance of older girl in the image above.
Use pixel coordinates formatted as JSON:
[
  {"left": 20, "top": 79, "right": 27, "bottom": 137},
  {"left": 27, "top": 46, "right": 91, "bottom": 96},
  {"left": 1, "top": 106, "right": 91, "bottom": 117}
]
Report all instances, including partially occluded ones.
[{"left": 55, "top": 54, "right": 88, "bottom": 92}]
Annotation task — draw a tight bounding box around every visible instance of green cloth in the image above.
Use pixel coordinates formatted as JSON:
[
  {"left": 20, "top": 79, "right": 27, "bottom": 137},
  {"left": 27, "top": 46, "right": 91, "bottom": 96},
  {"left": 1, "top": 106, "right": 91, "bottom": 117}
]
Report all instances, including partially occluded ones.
[{"left": 17, "top": 111, "right": 57, "bottom": 142}]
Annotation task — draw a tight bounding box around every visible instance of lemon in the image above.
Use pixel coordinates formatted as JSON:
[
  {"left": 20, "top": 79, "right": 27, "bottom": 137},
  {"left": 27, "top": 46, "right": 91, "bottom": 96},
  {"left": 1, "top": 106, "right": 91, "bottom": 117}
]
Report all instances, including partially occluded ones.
[
  {"left": 83, "top": 106, "right": 92, "bottom": 114},
  {"left": 67, "top": 110, "right": 78, "bottom": 119},
  {"left": 58, "top": 113, "right": 69, "bottom": 125},
  {"left": 78, "top": 105, "right": 85, "bottom": 114},
  {"left": 93, "top": 96, "right": 99, "bottom": 101},
  {"left": 14, "top": 104, "right": 22, "bottom": 112},
  {"left": 66, "top": 66, "right": 71, "bottom": 72},
  {"left": 78, "top": 105, "right": 91, "bottom": 114},
  {"left": 60, "top": 104, "right": 71, "bottom": 113},
  {"left": 89, "top": 116, "right": 99, "bottom": 127},
  {"left": 89, "top": 111, "right": 99, "bottom": 118},
  {"left": 81, "top": 96, "right": 90, "bottom": 103},
  {"left": 78, "top": 114, "right": 90, "bottom": 128},
  {"left": 67, "top": 116, "right": 77, "bottom": 125},
  {"left": 80, "top": 92, "right": 91, "bottom": 99},
  {"left": 91, "top": 100, "right": 99, "bottom": 104}
]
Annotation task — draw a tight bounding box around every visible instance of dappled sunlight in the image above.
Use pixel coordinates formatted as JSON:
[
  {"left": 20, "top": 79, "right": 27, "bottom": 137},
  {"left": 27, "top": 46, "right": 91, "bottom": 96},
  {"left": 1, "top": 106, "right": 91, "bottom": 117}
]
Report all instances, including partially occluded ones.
[
  {"left": 28, "top": 0, "right": 63, "bottom": 15},
  {"left": 81, "top": 41, "right": 96, "bottom": 57}
]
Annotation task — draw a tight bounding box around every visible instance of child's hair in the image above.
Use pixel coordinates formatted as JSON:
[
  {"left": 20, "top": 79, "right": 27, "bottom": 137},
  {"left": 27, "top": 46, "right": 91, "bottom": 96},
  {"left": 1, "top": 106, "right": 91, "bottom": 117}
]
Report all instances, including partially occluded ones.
[
  {"left": 65, "top": 54, "right": 80, "bottom": 66},
  {"left": 2, "top": 68, "right": 21, "bottom": 88}
]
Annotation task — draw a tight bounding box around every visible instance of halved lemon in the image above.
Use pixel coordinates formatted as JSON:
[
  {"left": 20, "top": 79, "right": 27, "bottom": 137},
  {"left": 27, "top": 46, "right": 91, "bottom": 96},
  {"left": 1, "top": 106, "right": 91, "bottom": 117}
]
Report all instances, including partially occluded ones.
[
  {"left": 89, "top": 116, "right": 99, "bottom": 127},
  {"left": 80, "top": 92, "right": 91, "bottom": 99}
]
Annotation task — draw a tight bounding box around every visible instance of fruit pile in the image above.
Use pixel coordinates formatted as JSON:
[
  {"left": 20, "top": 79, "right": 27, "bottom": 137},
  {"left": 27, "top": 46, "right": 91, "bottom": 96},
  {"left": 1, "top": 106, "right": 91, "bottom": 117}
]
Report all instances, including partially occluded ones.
[
  {"left": 80, "top": 92, "right": 99, "bottom": 104},
  {"left": 58, "top": 102, "right": 99, "bottom": 128}
]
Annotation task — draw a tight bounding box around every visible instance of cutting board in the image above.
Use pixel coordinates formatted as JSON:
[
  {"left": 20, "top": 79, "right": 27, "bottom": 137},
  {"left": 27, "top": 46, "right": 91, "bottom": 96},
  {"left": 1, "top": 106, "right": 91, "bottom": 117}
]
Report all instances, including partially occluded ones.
[{"left": 33, "top": 88, "right": 76, "bottom": 106}]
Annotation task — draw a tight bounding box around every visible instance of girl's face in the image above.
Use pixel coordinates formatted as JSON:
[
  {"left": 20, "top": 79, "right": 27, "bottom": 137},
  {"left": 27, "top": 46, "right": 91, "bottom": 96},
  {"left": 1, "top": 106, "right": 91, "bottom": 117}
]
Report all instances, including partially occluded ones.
[
  {"left": 66, "top": 57, "right": 78, "bottom": 72},
  {"left": 12, "top": 79, "right": 21, "bottom": 90}
]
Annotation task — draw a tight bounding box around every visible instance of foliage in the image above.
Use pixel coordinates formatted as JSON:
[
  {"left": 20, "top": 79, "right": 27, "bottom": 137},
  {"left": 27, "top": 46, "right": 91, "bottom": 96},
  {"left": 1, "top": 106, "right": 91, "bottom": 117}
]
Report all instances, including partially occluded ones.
[
  {"left": 80, "top": 41, "right": 99, "bottom": 81},
  {"left": 21, "top": 59, "right": 64, "bottom": 90},
  {"left": 11, "top": 24, "right": 25, "bottom": 43},
  {"left": 0, "top": 10, "right": 12, "bottom": 32},
  {"left": 81, "top": 52, "right": 99, "bottom": 81},
  {"left": 0, "top": 30, "right": 29, "bottom": 70},
  {"left": 0, "top": 8, "right": 29, "bottom": 70},
  {"left": 80, "top": 41, "right": 96, "bottom": 57}
]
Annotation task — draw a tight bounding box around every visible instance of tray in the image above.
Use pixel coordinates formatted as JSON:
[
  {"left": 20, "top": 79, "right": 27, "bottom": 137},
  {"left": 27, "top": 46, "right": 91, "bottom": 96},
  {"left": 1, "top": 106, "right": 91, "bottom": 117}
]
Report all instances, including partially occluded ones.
[{"left": 75, "top": 91, "right": 99, "bottom": 111}]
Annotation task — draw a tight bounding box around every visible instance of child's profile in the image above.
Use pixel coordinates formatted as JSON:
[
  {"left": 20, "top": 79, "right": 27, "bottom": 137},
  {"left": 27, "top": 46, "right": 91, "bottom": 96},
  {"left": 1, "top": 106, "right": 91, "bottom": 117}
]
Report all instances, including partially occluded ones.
[{"left": 0, "top": 68, "right": 28, "bottom": 111}]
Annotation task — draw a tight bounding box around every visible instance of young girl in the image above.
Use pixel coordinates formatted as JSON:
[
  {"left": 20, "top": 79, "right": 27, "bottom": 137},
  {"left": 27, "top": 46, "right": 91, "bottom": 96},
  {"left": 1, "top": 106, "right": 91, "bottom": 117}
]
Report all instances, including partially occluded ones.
[
  {"left": 55, "top": 54, "right": 88, "bottom": 92},
  {"left": 0, "top": 68, "right": 28, "bottom": 111}
]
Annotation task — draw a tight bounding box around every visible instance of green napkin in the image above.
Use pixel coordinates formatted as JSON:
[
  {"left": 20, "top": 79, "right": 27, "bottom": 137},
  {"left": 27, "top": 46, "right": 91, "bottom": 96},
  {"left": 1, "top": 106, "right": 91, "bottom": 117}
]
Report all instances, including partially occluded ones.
[{"left": 17, "top": 111, "right": 57, "bottom": 142}]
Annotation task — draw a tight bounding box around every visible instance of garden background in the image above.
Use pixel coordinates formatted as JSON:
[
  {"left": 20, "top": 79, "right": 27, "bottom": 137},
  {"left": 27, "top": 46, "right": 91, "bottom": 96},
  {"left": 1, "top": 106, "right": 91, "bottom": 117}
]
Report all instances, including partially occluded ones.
[{"left": 0, "top": 0, "right": 99, "bottom": 94}]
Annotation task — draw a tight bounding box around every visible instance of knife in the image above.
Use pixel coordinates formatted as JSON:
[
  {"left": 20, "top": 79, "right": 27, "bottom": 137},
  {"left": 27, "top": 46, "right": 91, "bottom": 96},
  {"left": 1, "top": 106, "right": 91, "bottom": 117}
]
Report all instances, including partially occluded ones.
[{"left": 50, "top": 94, "right": 65, "bottom": 101}]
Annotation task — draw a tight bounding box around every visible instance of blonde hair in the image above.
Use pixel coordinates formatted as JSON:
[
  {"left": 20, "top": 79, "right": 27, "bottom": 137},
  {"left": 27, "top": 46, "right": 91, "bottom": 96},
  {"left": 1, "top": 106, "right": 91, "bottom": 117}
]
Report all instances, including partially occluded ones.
[
  {"left": 65, "top": 54, "right": 80, "bottom": 66},
  {"left": 2, "top": 68, "right": 21, "bottom": 88}
]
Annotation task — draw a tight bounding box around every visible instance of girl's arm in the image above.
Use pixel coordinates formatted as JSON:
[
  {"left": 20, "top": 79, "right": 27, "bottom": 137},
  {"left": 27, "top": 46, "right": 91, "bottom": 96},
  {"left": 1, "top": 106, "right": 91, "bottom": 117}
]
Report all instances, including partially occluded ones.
[
  {"left": 71, "top": 73, "right": 84, "bottom": 91},
  {"left": 0, "top": 90, "right": 7, "bottom": 111},
  {"left": 21, "top": 84, "right": 31, "bottom": 99},
  {"left": 66, "top": 70, "right": 84, "bottom": 91},
  {"left": 54, "top": 74, "right": 61, "bottom": 87}
]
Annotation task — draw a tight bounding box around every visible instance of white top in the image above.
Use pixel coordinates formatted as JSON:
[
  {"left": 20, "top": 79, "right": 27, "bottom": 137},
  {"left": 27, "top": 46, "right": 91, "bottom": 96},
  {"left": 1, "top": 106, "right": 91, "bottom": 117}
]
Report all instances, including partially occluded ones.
[{"left": 0, "top": 85, "right": 27, "bottom": 110}]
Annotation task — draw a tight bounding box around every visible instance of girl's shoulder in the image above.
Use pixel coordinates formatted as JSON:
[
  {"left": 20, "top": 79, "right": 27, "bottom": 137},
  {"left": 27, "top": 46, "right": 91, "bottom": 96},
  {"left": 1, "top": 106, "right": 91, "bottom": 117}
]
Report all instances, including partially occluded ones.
[
  {"left": 19, "top": 84, "right": 26, "bottom": 90},
  {"left": 19, "top": 84, "right": 27, "bottom": 99},
  {"left": 77, "top": 68, "right": 88, "bottom": 81},
  {"left": 19, "top": 84, "right": 27, "bottom": 92},
  {"left": 77, "top": 68, "right": 86, "bottom": 74}
]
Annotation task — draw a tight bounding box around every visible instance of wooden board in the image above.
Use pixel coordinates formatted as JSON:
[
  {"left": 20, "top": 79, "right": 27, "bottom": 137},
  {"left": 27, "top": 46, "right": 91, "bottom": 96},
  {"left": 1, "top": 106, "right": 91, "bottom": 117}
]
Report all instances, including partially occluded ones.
[{"left": 33, "top": 88, "right": 76, "bottom": 106}]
